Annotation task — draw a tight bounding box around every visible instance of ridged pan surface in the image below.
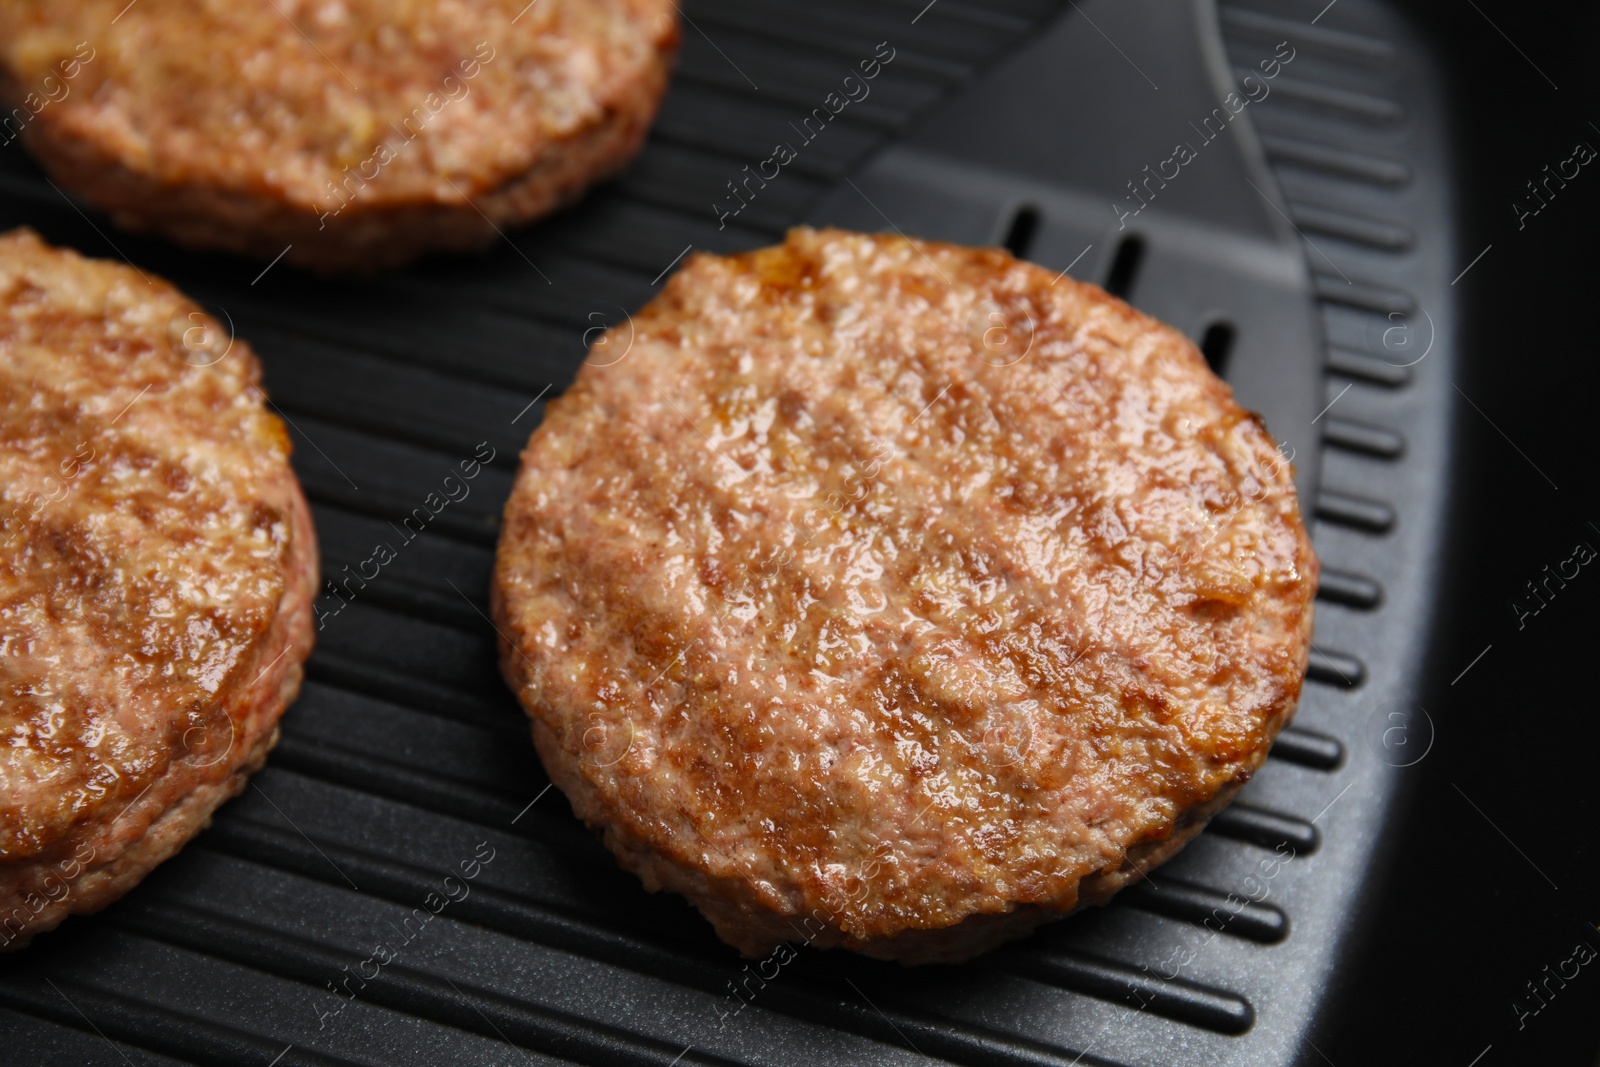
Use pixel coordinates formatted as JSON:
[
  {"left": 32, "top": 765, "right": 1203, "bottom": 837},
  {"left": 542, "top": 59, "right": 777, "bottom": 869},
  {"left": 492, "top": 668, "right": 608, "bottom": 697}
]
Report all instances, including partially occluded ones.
[{"left": 0, "top": 1, "right": 1458, "bottom": 1064}]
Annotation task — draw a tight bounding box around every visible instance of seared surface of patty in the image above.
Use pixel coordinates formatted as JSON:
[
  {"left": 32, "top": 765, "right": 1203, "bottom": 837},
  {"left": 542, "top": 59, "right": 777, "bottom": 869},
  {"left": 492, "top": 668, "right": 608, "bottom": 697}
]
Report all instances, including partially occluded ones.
[
  {"left": 0, "top": 0, "right": 677, "bottom": 270},
  {"left": 493, "top": 227, "right": 1317, "bottom": 963},
  {"left": 0, "top": 228, "right": 316, "bottom": 949}
]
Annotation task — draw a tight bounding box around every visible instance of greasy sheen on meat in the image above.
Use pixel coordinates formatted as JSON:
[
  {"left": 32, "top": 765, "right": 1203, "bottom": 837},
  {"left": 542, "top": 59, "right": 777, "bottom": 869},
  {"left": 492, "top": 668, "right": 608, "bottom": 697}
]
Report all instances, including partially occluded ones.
[
  {"left": 0, "top": 228, "right": 316, "bottom": 949},
  {"left": 0, "top": 0, "right": 677, "bottom": 269},
  {"left": 493, "top": 227, "right": 1317, "bottom": 963}
]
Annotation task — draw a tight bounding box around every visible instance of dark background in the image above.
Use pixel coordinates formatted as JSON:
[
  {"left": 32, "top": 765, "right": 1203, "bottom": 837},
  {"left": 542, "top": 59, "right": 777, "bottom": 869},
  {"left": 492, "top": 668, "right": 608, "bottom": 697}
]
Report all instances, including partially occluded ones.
[{"left": 1326, "top": 2, "right": 1600, "bottom": 1062}]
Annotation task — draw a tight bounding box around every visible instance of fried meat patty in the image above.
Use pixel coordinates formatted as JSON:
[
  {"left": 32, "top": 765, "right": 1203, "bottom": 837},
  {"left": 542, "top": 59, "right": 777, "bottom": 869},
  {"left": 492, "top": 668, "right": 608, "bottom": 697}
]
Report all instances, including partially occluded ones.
[
  {"left": 493, "top": 227, "right": 1317, "bottom": 963},
  {"left": 0, "top": 0, "right": 678, "bottom": 270},
  {"left": 0, "top": 229, "right": 316, "bottom": 950}
]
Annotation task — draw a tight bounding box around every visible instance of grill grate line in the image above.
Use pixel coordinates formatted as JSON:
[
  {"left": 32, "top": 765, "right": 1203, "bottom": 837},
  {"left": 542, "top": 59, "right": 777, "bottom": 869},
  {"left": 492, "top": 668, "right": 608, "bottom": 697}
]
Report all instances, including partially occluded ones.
[
  {"left": 1307, "top": 647, "right": 1368, "bottom": 688},
  {"left": 999, "top": 948, "right": 1254, "bottom": 1035},
  {"left": 1317, "top": 568, "right": 1384, "bottom": 609},
  {"left": 1119, "top": 878, "right": 1290, "bottom": 943},
  {"left": 303, "top": 651, "right": 519, "bottom": 731},
  {"left": 106, "top": 903, "right": 740, "bottom": 1067},
  {"left": 1209, "top": 803, "right": 1321, "bottom": 854},
  {"left": 1325, "top": 346, "right": 1414, "bottom": 387},
  {"left": 1289, "top": 203, "right": 1414, "bottom": 251},
  {"left": 138, "top": 847, "right": 1119, "bottom": 1067},
  {"left": 1270, "top": 727, "right": 1346, "bottom": 769},
  {"left": 302, "top": 490, "right": 502, "bottom": 549},
  {"left": 0, "top": 968, "right": 362, "bottom": 1067},
  {"left": 194, "top": 808, "right": 1259, "bottom": 1049},
  {"left": 1258, "top": 134, "right": 1412, "bottom": 186},
  {"left": 1220, "top": 6, "right": 1394, "bottom": 60},
  {"left": 1315, "top": 489, "right": 1398, "bottom": 533},
  {"left": 1243, "top": 71, "right": 1403, "bottom": 123},
  {"left": 1313, "top": 276, "right": 1416, "bottom": 315},
  {"left": 1323, "top": 417, "right": 1406, "bottom": 458}
]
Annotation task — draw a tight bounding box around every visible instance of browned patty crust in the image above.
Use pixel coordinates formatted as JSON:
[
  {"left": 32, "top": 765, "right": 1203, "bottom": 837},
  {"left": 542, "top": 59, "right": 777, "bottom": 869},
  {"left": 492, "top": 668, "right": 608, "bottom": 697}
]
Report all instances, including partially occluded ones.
[
  {"left": 0, "top": 0, "right": 678, "bottom": 270},
  {"left": 0, "top": 228, "right": 317, "bottom": 950},
  {"left": 493, "top": 227, "right": 1317, "bottom": 963}
]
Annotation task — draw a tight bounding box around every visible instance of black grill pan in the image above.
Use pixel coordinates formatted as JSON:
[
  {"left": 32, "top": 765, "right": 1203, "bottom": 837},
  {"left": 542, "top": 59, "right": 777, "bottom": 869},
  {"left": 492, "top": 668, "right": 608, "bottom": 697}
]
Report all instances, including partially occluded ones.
[{"left": 0, "top": 1, "right": 1461, "bottom": 1063}]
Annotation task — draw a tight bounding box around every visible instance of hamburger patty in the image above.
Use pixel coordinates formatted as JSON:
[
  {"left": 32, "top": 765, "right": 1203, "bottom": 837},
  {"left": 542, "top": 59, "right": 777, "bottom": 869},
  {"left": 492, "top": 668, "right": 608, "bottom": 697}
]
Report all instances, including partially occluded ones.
[
  {"left": 0, "top": 229, "right": 316, "bottom": 950},
  {"left": 493, "top": 227, "right": 1317, "bottom": 963},
  {"left": 0, "top": 0, "right": 677, "bottom": 270}
]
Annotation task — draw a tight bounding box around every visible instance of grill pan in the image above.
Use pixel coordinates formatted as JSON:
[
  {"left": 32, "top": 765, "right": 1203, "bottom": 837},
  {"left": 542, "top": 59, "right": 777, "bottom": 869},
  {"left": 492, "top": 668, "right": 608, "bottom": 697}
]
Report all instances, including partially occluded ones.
[{"left": 0, "top": 0, "right": 1461, "bottom": 1063}]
